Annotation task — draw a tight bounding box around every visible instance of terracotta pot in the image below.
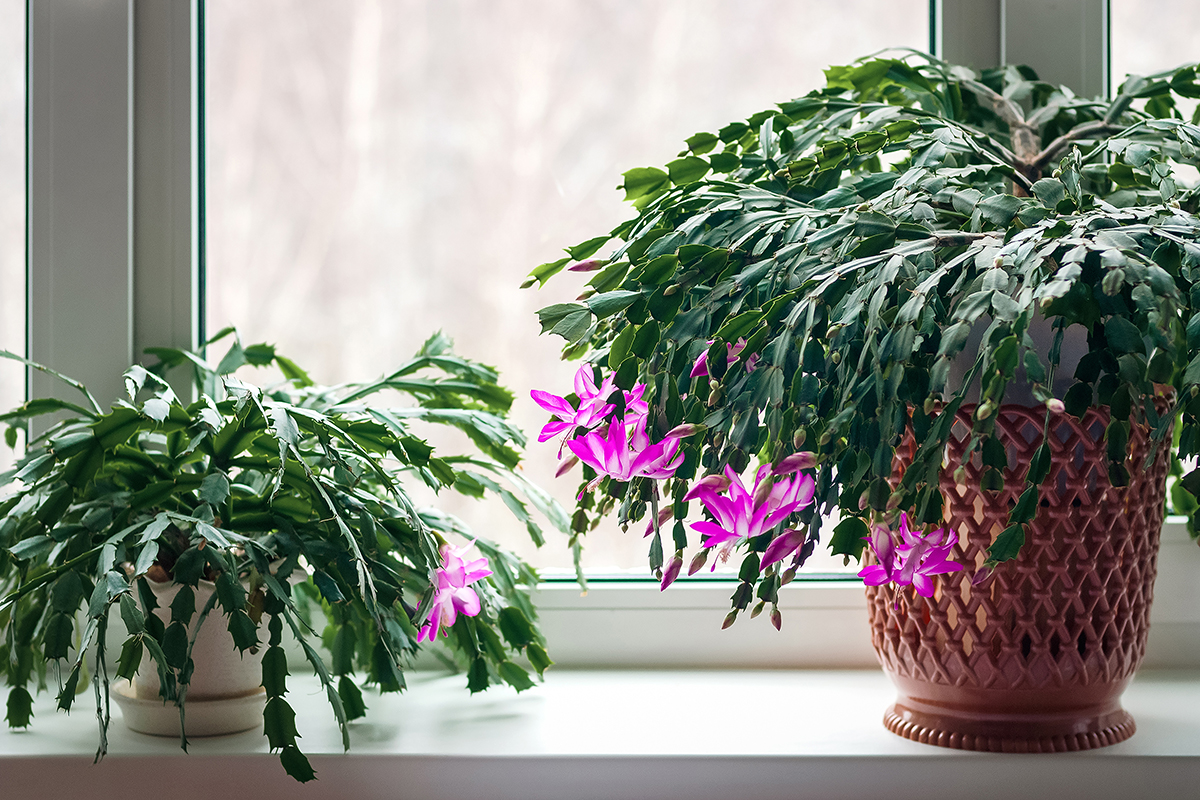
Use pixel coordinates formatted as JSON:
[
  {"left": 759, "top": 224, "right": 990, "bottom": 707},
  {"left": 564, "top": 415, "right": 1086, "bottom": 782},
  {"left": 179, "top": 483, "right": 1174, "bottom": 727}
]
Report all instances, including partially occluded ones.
[
  {"left": 865, "top": 403, "right": 1170, "bottom": 752},
  {"left": 114, "top": 577, "right": 266, "bottom": 737}
]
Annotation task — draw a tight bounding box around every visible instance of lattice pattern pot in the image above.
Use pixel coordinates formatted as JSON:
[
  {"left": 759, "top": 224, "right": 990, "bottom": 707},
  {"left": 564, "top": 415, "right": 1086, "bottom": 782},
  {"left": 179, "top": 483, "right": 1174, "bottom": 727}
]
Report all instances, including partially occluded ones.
[{"left": 865, "top": 403, "right": 1170, "bottom": 753}]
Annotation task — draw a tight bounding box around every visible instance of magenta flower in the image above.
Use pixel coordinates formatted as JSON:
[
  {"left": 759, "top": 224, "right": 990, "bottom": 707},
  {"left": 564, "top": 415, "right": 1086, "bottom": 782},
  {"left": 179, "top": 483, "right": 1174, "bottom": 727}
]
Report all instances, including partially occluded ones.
[
  {"left": 858, "top": 514, "right": 965, "bottom": 599},
  {"left": 567, "top": 414, "right": 684, "bottom": 492},
  {"left": 530, "top": 364, "right": 617, "bottom": 443},
  {"left": 417, "top": 542, "right": 492, "bottom": 642},
  {"left": 531, "top": 365, "right": 649, "bottom": 445},
  {"left": 684, "top": 464, "right": 816, "bottom": 561},
  {"left": 690, "top": 338, "right": 760, "bottom": 378}
]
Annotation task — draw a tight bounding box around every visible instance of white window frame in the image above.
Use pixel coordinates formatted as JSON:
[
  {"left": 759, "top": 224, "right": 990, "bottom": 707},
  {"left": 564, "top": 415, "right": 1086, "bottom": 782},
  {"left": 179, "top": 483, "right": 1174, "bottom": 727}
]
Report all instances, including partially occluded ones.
[{"left": 29, "top": 0, "right": 1200, "bottom": 669}]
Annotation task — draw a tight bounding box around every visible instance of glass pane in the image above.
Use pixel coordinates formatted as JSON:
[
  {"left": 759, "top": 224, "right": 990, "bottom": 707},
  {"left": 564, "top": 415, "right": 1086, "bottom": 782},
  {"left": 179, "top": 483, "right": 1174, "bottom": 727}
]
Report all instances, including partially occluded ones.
[
  {"left": 204, "top": 0, "right": 927, "bottom": 575},
  {"left": 1111, "top": 0, "right": 1200, "bottom": 89},
  {"left": 0, "top": 0, "right": 25, "bottom": 475}
]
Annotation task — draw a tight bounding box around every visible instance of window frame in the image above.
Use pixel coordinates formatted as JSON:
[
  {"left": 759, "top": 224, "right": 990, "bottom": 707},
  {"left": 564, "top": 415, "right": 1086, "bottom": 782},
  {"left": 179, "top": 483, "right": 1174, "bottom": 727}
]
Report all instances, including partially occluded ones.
[{"left": 32, "top": 0, "right": 1195, "bottom": 671}]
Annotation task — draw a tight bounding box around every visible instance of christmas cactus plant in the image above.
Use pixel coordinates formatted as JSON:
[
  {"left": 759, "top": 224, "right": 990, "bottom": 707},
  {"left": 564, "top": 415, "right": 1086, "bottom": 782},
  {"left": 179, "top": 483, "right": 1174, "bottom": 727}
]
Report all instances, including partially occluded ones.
[
  {"left": 0, "top": 330, "right": 564, "bottom": 780},
  {"left": 527, "top": 51, "right": 1200, "bottom": 623}
]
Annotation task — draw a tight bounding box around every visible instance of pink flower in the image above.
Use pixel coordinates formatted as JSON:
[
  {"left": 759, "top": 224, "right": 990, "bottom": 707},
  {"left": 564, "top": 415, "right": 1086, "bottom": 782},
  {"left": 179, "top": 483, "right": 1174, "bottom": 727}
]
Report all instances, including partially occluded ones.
[
  {"left": 531, "top": 365, "right": 649, "bottom": 445},
  {"left": 690, "top": 338, "right": 760, "bottom": 378},
  {"left": 567, "top": 414, "right": 684, "bottom": 491},
  {"left": 530, "top": 364, "right": 616, "bottom": 443},
  {"left": 858, "top": 514, "right": 965, "bottom": 600},
  {"left": 685, "top": 464, "right": 816, "bottom": 564},
  {"left": 417, "top": 542, "right": 492, "bottom": 642}
]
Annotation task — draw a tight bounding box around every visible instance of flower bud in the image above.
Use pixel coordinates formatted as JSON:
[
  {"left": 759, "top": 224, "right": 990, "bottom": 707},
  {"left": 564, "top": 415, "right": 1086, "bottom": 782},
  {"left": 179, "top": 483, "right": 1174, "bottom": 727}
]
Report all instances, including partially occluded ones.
[
  {"left": 923, "top": 396, "right": 938, "bottom": 414},
  {"left": 781, "top": 567, "right": 797, "bottom": 585},
  {"left": 831, "top": 351, "right": 842, "bottom": 364},
  {"left": 774, "top": 451, "right": 817, "bottom": 474},
  {"left": 555, "top": 455, "right": 580, "bottom": 478},
  {"left": 770, "top": 606, "right": 782, "bottom": 631},
  {"left": 722, "top": 609, "right": 739, "bottom": 629},
  {"left": 886, "top": 490, "right": 903, "bottom": 510},
  {"left": 689, "top": 549, "right": 710, "bottom": 576},
  {"left": 750, "top": 600, "right": 765, "bottom": 618},
  {"left": 1046, "top": 398, "right": 1065, "bottom": 413},
  {"left": 660, "top": 552, "right": 683, "bottom": 591},
  {"left": 792, "top": 429, "right": 806, "bottom": 448},
  {"left": 976, "top": 402, "right": 994, "bottom": 420},
  {"left": 753, "top": 478, "right": 775, "bottom": 508},
  {"left": 568, "top": 259, "right": 604, "bottom": 272},
  {"left": 643, "top": 506, "right": 674, "bottom": 537},
  {"left": 684, "top": 473, "right": 732, "bottom": 501},
  {"left": 858, "top": 489, "right": 870, "bottom": 510},
  {"left": 665, "top": 423, "right": 703, "bottom": 439}
]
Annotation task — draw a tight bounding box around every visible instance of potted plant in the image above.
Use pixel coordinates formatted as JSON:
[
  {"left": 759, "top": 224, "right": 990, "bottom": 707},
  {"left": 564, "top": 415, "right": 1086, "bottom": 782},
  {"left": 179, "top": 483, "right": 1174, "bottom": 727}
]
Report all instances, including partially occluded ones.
[
  {"left": 526, "top": 51, "right": 1200, "bottom": 752},
  {"left": 0, "top": 329, "right": 563, "bottom": 780}
]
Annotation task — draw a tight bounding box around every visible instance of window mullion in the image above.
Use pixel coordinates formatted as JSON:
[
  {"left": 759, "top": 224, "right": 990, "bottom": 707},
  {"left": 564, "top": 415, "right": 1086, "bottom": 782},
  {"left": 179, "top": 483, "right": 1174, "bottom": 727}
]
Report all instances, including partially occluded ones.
[
  {"left": 936, "top": 0, "right": 1108, "bottom": 98},
  {"left": 27, "top": 0, "right": 200, "bottom": 413}
]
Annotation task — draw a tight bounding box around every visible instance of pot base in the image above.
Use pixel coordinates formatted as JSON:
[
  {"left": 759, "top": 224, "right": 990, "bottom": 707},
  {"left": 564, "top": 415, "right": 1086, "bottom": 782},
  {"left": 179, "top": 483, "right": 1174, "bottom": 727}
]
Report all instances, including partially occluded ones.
[
  {"left": 883, "top": 700, "right": 1136, "bottom": 753},
  {"left": 113, "top": 680, "right": 266, "bottom": 737}
]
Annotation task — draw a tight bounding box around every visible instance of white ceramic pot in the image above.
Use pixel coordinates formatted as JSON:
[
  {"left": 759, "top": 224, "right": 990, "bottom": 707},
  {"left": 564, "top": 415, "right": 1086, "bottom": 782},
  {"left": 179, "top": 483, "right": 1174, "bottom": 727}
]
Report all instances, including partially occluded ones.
[{"left": 114, "top": 577, "right": 266, "bottom": 737}]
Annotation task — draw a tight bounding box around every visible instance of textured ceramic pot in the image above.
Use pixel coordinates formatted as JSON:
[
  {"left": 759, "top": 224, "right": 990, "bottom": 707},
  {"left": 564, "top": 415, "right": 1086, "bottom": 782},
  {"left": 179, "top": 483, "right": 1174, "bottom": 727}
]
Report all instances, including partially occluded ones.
[
  {"left": 865, "top": 403, "right": 1170, "bottom": 752},
  {"left": 114, "top": 577, "right": 266, "bottom": 737}
]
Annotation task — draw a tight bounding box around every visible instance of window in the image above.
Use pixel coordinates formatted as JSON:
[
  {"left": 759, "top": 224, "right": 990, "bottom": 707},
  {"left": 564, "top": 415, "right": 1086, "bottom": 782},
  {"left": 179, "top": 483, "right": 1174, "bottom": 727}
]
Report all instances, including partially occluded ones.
[
  {"left": 1111, "top": 0, "right": 1200, "bottom": 87},
  {"left": 19, "top": 1, "right": 1200, "bottom": 669}
]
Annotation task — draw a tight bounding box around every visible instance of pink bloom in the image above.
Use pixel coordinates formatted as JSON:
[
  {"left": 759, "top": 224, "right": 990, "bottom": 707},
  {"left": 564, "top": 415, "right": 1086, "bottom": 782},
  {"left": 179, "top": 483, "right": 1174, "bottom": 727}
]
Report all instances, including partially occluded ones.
[
  {"left": 530, "top": 364, "right": 617, "bottom": 443},
  {"left": 417, "top": 542, "right": 492, "bottom": 642},
  {"left": 858, "top": 514, "right": 965, "bottom": 600},
  {"left": 685, "top": 464, "right": 816, "bottom": 563},
  {"left": 690, "top": 338, "right": 760, "bottom": 378},
  {"left": 531, "top": 365, "right": 649, "bottom": 445},
  {"left": 567, "top": 414, "right": 684, "bottom": 491}
]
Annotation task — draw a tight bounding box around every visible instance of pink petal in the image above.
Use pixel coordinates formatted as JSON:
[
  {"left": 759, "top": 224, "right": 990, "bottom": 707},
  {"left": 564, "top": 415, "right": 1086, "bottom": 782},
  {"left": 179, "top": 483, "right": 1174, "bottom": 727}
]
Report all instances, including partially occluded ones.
[
  {"left": 531, "top": 389, "right": 576, "bottom": 419},
  {"left": 858, "top": 565, "right": 891, "bottom": 585},
  {"left": 538, "top": 420, "right": 573, "bottom": 442},
  {"left": 690, "top": 519, "right": 739, "bottom": 548},
  {"left": 452, "top": 586, "right": 482, "bottom": 618}
]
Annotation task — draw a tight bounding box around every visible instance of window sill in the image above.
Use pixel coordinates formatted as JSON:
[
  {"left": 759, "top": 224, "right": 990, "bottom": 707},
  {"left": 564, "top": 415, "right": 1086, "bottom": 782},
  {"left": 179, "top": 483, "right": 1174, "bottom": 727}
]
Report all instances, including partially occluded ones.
[{"left": 3, "top": 669, "right": 1200, "bottom": 800}]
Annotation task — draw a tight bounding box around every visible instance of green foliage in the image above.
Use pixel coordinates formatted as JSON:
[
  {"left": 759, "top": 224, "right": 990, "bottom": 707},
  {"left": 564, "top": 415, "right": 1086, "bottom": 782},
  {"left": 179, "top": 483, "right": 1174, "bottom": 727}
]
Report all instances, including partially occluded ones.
[
  {"left": 0, "top": 331, "right": 565, "bottom": 780},
  {"left": 531, "top": 51, "right": 1200, "bottom": 595}
]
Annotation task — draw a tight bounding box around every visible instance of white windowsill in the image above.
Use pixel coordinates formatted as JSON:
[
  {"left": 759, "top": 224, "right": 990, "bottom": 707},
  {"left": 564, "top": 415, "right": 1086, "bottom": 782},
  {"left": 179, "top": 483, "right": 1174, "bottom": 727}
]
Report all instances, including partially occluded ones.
[{"left": 2, "top": 669, "right": 1200, "bottom": 800}]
